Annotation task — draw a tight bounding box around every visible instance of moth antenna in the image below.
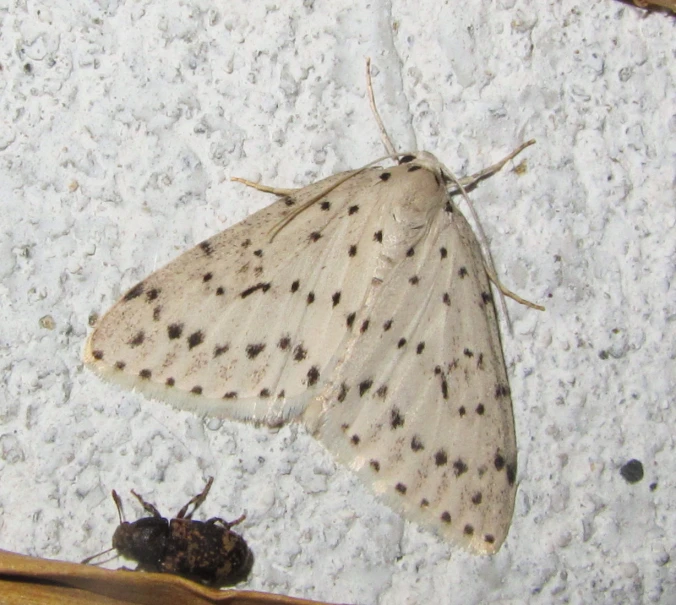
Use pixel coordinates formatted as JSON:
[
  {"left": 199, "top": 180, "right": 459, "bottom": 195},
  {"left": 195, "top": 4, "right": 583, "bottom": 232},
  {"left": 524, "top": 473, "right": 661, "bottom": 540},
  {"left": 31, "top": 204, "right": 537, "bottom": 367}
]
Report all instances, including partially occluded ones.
[{"left": 365, "top": 57, "right": 398, "bottom": 157}]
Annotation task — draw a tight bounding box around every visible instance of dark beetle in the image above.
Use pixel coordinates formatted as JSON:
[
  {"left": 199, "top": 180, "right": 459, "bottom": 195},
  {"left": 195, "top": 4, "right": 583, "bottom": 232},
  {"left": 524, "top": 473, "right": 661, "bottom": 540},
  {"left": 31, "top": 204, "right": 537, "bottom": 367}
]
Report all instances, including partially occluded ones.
[{"left": 83, "top": 476, "right": 253, "bottom": 587}]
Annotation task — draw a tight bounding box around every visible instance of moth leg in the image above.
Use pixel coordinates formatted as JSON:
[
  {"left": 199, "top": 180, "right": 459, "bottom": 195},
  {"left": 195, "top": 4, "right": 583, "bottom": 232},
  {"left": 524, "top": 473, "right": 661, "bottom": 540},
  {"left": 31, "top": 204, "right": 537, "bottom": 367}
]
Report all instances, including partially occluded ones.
[
  {"left": 177, "top": 476, "right": 214, "bottom": 520},
  {"left": 206, "top": 513, "right": 247, "bottom": 530},
  {"left": 130, "top": 490, "right": 163, "bottom": 518},
  {"left": 231, "top": 177, "right": 298, "bottom": 197},
  {"left": 482, "top": 260, "right": 545, "bottom": 311},
  {"left": 450, "top": 140, "right": 536, "bottom": 193}
]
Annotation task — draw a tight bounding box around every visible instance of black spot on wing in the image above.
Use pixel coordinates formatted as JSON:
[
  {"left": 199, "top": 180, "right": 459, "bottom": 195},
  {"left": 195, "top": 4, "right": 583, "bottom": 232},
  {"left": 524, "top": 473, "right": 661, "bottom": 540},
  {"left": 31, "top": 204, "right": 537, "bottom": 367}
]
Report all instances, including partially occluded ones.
[
  {"left": 495, "top": 384, "right": 511, "bottom": 398},
  {"left": 307, "top": 366, "right": 320, "bottom": 386},
  {"left": 291, "top": 280, "right": 300, "bottom": 293},
  {"left": 359, "top": 379, "right": 373, "bottom": 396},
  {"left": 128, "top": 331, "right": 145, "bottom": 347},
  {"left": 241, "top": 282, "right": 271, "bottom": 298},
  {"left": 379, "top": 172, "right": 391, "bottom": 181},
  {"left": 168, "top": 323, "right": 183, "bottom": 339},
  {"left": 200, "top": 240, "right": 213, "bottom": 256},
  {"left": 390, "top": 407, "right": 404, "bottom": 429},
  {"left": 123, "top": 283, "right": 145, "bottom": 301},
  {"left": 214, "top": 344, "right": 229, "bottom": 357},
  {"left": 453, "top": 459, "right": 468, "bottom": 476},
  {"left": 411, "top": 436, "right": 424, "bottom": 451},
  {"left": 188, "top": 331, "right": 204, "bottom": 349},
  {"left": 246, "top": 343, "right": 265, "bottom": 359}
]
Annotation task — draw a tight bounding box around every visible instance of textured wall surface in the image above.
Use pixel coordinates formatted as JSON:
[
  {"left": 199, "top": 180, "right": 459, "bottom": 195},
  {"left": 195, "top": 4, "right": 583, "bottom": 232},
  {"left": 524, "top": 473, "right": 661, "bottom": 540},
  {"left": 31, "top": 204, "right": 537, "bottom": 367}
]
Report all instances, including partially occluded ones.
[{"left": 0, "top": 1, "right": 673, "bottom": 603}]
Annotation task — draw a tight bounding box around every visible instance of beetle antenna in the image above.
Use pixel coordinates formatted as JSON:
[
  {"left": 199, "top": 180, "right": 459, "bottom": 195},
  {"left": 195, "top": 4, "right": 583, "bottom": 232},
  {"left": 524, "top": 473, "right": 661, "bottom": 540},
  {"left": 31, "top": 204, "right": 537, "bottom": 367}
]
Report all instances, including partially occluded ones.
[
  {"left": 111, "top": 490, "right": 126, "bottom": 524},
  {"left": 81, "top": 547, "right": 120, "bottom": 566}
]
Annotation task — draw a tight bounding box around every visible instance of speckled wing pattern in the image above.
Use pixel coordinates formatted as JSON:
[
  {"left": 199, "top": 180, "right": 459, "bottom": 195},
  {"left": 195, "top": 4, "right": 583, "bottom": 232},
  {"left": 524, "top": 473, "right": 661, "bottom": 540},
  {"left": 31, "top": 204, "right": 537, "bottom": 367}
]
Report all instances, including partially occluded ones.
[{"left": 85, "top": 153, "right": 517, "bottom": 554}]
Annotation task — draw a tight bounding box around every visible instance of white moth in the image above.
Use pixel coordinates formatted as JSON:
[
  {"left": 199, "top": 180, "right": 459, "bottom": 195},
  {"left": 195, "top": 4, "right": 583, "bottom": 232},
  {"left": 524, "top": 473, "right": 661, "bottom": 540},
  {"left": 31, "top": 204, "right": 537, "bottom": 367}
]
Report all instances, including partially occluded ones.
[{"left": 85, "top": 62, "right": 542, "bottom": 554}]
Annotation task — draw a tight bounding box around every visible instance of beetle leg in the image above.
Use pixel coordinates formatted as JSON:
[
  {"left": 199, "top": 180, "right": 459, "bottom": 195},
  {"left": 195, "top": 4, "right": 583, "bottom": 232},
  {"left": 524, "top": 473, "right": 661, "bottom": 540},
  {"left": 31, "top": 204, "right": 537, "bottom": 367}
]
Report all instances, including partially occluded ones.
[
  {"left": 130, "top": 490, "right": 163, "bottom": 518},
  {"left": 206, "top": 513, "right": 247, "bottom": 529},
  {"left": 177, "top": 476, "right": 214, "bottom": 519}
]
